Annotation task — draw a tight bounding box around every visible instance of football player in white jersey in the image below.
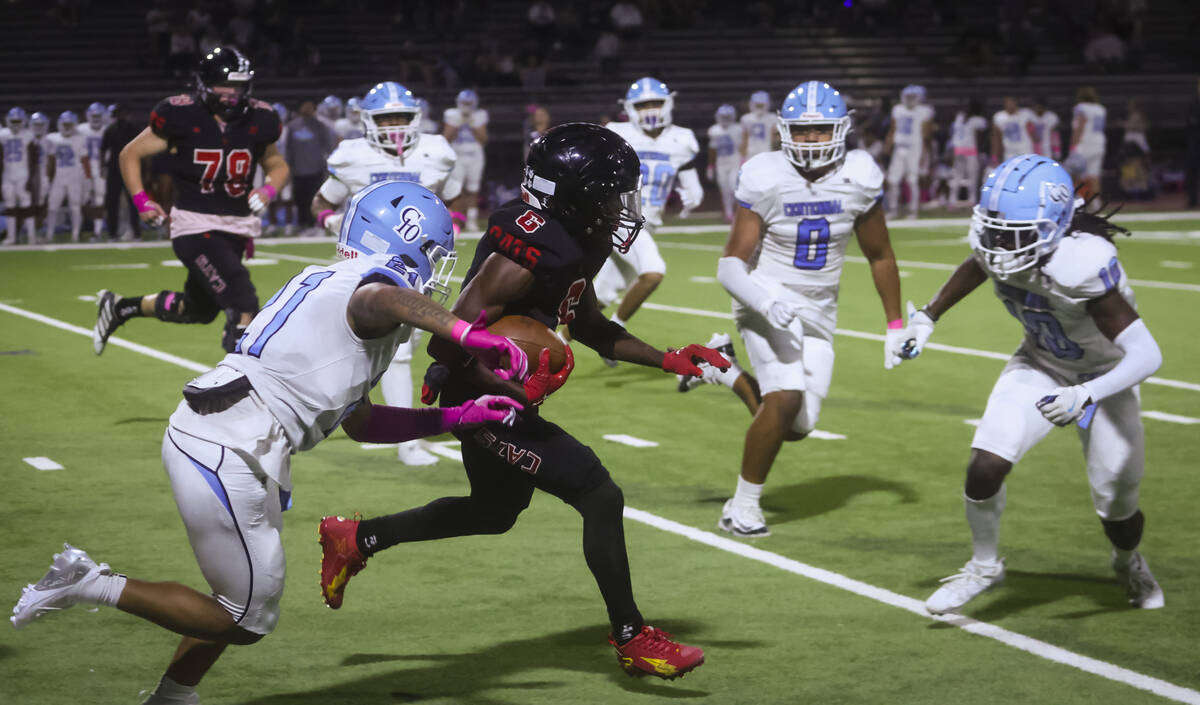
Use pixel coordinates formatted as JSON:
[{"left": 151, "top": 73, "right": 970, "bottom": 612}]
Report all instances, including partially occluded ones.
[
  {"left": 708, "top": 104, "right": 744, "bottom": 223},
  {"left": 10, "top": 181, "right": 527, "bottom": 705},
  {"left": 45, "top": 111, "right": 91, "bottom": 242},
  {"left": 28, "top": 112, "right": 52, "bottom": 213},
  {"left": 1029, "top": 97, "right": 1061, "bottom": 159},
  {"left": 991, "top": 96, "right": 1035, "bottom": 163},
  {"left": 948, "top": 98, "right": 988, "bottom": 208},
  {"left": 77, "top": 102, "right": 108, "bottom": 238},
  {"left": 443, "top": 89, "right": 488, "bottom": 230},
  {"left": 417, "top": 98, "right": 439, "bottom": 134},
  {"left": 686, "top": 81, "right": 908, "bottom": 537},
  {"left": 334, "top": 96, "right": 364, "bottom": 140},
  {"left": 599, "top": 77, "right": 702, "bottom": 353},
  {"left": 885, "top": 84, "right": 934, "bottom": 219},
  {"left": 317, "top": 94, "right": 343, "bottom": 136},
  {"left": 1070, "top": 86, "right": 1107, "bottom": 200},
  {"left": 1, "top": 107, "right": 37, "bottom": 244},
  {"left": 740, "top": 90, "right": 776, "bottom": 159},
  {"left": 904, "top": 155, "right": 1164, "bottom": 614},
  {"left": 312, "top": 81, "right": 462, "bottom": 466}
]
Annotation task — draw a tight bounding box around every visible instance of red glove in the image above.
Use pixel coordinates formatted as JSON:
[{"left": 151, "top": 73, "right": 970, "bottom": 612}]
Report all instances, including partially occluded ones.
[
  {"left": 662, "top": 344, "right": 730, "bottom": 377},
  {"left": 523, "top": 345, "right": 574, "bottom": 406}
]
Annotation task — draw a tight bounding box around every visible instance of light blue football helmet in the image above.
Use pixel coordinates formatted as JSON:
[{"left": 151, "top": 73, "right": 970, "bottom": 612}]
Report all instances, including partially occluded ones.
[
  {"left": 86, "top": 102, "right": 106, "bottom": 129},
  {"left": 346, "top": 96, "right": 362, "bottom": 120},
  {"left": 749, "top": 90, "right": 770, "bottom": 114},
  {"left": 319, "top": 95, "right": 344, "bottom": 120},
  {"left": 456, "top": 89, "right": 478, "bottom": 112},
  {"left": 6, "top": 106, "right": 27, "bottom": 131},
  {"left": 901, "top": 84, "right": 926, "bottom": 107},
  {"left": 30, "top": 111, "right": 50, "bottom": 137},
  {"left": 970, "top": 154, "right": 1077, "bottom": 279},
  {"left": 337, "top": 180, "right": 457, "bottom": 303},
  {"left": 623, "top": 77, "right": 674, "bottom": 131},
  {"left": 778, "top": 81, "right": 852, "bottom": 170},
  {"left": 360, "top": 81, "right": 422, "bottom": 156},
  {"left": 57, "top": 110, "right": 79, "bottom": 135},
  {"left": 715, "top": 104, "right": 737, "bottom": 126},
  {"left": 271, "top": 102, "right": 289, "bottom": 122}
]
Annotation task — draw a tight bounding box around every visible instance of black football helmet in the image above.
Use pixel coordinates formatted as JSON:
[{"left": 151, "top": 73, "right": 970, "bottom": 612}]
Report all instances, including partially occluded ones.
[
  {"left": 522, "top": 122, "right": 644, "bottom": 253},
  {"left": 194, "top": 46, "right": 254, "bottom": 122}
]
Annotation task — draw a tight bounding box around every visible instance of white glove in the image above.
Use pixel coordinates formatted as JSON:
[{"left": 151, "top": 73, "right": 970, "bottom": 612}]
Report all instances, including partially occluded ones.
[
  {"left": 247, "top": 186, "right": 274, "bottom": 215},
  {"left": 902, "top": 301, "right": 936, "bottom": 359},
  {"left": 323, "top": 211, "right": 344, "bottom": 236},
  {"left": 761, "top": 299, "right": 801, "bottom": 330},
  {"left": 1035, "top": 385, "right": 1094, "bottom": 426},
  {"left": 884, "top": 326, "right": 907, "bottom": 370}
]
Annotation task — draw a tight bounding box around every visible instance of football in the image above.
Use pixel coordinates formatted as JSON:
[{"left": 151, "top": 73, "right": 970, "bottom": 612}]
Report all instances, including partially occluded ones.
[{"left": 487, "top": 315, "right": 569, "bottom": 374}]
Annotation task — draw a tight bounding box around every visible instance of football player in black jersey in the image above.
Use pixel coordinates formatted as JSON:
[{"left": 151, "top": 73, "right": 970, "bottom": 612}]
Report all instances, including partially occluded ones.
[
  {"left": 320, "top": 123, "right": 730, "bottom": 680},
  {"left": 92, "top": 47, "right": 289, "bottom": 355}
]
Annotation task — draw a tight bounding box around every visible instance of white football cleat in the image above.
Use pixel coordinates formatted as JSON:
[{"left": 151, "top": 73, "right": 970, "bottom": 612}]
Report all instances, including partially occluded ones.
[
  {"left": 925, "top": 558, "right": 1006, "bottom": 615},
  {"left": 1112, "top": 550, "right": 1164, "bottom": 609},
  {"left": 93, "top": 289, "right": 121, "bottom": 356},
  {"left": 11, "top": 544, "right": 110, "bottom": 629},
  {"left": 718, "top": 498, "right": 770, "bottom": 538},
  {"left": 397, "top": 440, "right": 438, "bottom": 467}
]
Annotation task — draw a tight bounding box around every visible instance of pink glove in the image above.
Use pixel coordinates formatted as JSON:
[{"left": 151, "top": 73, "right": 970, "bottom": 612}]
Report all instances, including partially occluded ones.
[
  {"left": 452, "top": 311, "right": 529, "bottom": 381},
  {"left": 445, "top": 395, "right": 524, "bottom": 430}
]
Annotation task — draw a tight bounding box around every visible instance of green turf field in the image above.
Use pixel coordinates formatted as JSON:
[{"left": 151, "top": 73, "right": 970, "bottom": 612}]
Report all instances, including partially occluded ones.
[{"left": 1, "top": 218, "right": 1198, "bottom": 704}]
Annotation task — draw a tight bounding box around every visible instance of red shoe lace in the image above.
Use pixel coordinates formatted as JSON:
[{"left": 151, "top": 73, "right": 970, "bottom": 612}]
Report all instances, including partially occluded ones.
[{"left": 637, "top": 627, "right": 679, "bottom": 655}]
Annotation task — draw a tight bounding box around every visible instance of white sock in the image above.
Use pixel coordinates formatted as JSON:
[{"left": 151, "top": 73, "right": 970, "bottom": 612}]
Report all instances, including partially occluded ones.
[
  {"left": 965, "top": 485, "right": 1006, "bottom": 564},
  {"left": 46, "top": 208, "right": 60, "bottom": 239},
  {"left": 1113, "top": 547, "right": 1136, "bottom": 565},
  {"left": 466, "top": 206, "right": 478, "bottom": 223},
  {"left": 148, "top": 675, "right": 197, "bottom": 702},
  {"left": 78, "top": 571, "right": 127, "bottom": 607},
  {"left": 609, "top": 312, "right": 626, "bottom": 328},
  {"left": 4, "top": 216, "right": 14, "bottom": 241},
  {"left": 69, "top": 205, "right": 82, "bottom": 240},
  {"left": 733, "top": 475, "right": 763, "bottom": 508}
]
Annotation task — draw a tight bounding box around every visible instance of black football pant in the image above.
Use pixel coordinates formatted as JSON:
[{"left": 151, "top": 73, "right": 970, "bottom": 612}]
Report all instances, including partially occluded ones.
[
  {"left": 357, "top": 412, "right": 643, "bottom": 635},
  {"left": 148, "top": 231, "right": 259, "bottom": 351}
]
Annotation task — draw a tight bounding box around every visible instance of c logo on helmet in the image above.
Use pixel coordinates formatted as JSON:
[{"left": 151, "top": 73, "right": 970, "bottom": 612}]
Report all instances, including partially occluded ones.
[
  {"left": 393, "top": 205, "right": 425, "bottom": 243},
  {"left": 1044, "top": 182, "right": 1072, "bottom": 205}
]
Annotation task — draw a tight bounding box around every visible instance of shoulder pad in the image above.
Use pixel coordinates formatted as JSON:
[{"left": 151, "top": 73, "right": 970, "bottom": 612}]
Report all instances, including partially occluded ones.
[
  {"left": 484, "top": 204, "right": 576, "bottom": 272},
  {"left": 150, "top": 96, "right": 194, "bottom": 137},
  {"left": 1045, "top": 233, "right": 1121, "bottom": 297},
  {"left": 842, "top": 149, "right": 885, "bottom": 190}
]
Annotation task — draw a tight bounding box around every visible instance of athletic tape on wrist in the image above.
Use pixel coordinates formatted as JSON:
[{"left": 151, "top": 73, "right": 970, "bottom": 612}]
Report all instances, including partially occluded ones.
[
  {"left": 132, "top": 190, "right": 156, "bottom": 213},
  {"left": 887, "top": 318, "right": 904, "bottom": 330}
]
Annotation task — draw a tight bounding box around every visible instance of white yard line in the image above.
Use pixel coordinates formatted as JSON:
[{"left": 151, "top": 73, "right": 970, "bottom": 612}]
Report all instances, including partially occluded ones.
[
  {"left": 23, "top": 457, "right": 63, "bottom": 471},
  {"left": 602, "top": 434, "right": 659, "bottom": 448},
  {"left": 1141, "top": 410, "right": 1200, "bottom": 424},
  {"left": 3, "top": 298, "right": 1197, "bottom": 702},
  {"left": 623, "top": 507, "right": 1199, "bottom": 705}
]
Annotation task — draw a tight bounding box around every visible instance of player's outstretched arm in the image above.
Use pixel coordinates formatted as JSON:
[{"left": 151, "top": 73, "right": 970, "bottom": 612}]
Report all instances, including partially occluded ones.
[
  {"left": 341, "top": 394, "right": 522, "bottom": 442},
  {"left": 854, "top": 203, "right": 907, "bottom": 368},
  {"left": 349, "top": 279, "right": 524, "bottom": 381},
  {"left": 312, "top": 189, "right": 344, "bottom": 235},
  {"left": 119, "top": 127, "right": 169, "bottom": 225},
  {"left": 717, "top": 205, "right": 803, "bottom": 330},
  {"left": 902, "top": 255, "right": 988, "bottom": 358},
  {"left": 1038, "top": 289, "right": 1162, "bottom": 426}
]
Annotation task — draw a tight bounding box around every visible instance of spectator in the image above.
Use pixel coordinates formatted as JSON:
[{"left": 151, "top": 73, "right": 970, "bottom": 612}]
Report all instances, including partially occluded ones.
[
  {"left": 284, "top": 101, "right": 335, "bottom": 231},
  {"left": 524, "top": 104, "right": 551, "bottom": 160},
  {"left": 1121, "top": 99, "right": 1149, "bottom": 156},
  {"left": 229, "top": 8, "right": 257, "bottom": 51},
  {"left": 1083, "top": 25, "right": 1125, "bottom": 71},
  {"left": 527, "top": 1, "right": 557, "bottom": 45},
  {"left": 167, "top": 27, "right": 197, "bottom": 77},
  {"left": 186, "top": 4, "right": 213, "bottom": 36},
  {"left": 99, "top": 104, "right": 141, "bottom": 241},
  {"left": 1186, "top": 78, "right": 1200, "bottom": 208},
  {"left": 1119, "top": 99, "right": 1152, "bottom": 199},
  {"left": 594, "top": 30, "right": 621, "bottom": 80},
  {"left": 198, "top": 24, "right": 222, "bottom": 55},
  {"left": 518, "top": 50, "right": 547, "bottom": 91},
  {"left": 610, "top": 1, "right": 643, "bottom": 41},
  {"left": 145, "top": 1, "right": 171, "bottom": 59}
]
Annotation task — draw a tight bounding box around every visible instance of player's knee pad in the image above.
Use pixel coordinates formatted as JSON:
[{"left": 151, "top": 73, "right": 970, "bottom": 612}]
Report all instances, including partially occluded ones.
[
  {"left": 1100, "top": 509, "right": 1144, "bottom": 550},
  {"left": 1091, "top": 473, "right": 1142, "bottom": 522},
  {"left": 789, "top": 393, "right": 823, "bottom": 438}
]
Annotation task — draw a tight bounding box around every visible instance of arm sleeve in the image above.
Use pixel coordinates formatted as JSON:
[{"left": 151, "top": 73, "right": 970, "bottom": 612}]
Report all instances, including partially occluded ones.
[
  {"left": 318, "top": 175, "right": 351, "bottom": 205},
  {"left": 1080, "top": 318, "right": 1162, "bottom": 402},
  {"left": 675, "top": 167, "right": 703, "bottom": 209},
  {"left": 717, "top": 256, "right": 770, "bottom": 313}
]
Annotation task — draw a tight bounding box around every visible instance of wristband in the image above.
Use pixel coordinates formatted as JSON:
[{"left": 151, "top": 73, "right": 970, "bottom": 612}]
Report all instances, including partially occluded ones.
[
  {"left": 132, "top": 190, "right": 155, "bottom": 213},
  {"left": 260, "top": 183, "right": 277, "bottom": 200},
  {"left": 887, "top": 318, "right": 904, "bottom": 330},
  {"left": 451, "top": 319, "right": 471, "bottom": 345},
  {"left": 317, "top": 209, "right": 335, "bottom": 227}
]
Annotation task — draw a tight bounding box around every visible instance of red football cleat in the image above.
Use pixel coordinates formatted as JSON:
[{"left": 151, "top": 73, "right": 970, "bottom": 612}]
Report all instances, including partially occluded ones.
[
  {"left": 609, "top": 626, "right": 705, "bottom": 679},
  {"left": 318, "top": 515, "right": 367, "bottom": 609}
]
